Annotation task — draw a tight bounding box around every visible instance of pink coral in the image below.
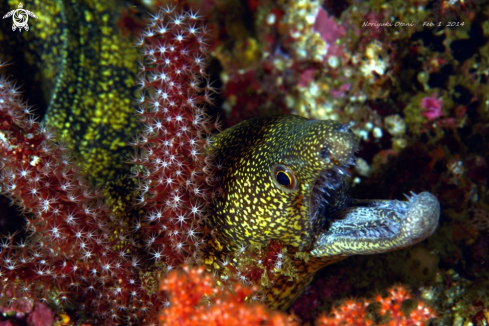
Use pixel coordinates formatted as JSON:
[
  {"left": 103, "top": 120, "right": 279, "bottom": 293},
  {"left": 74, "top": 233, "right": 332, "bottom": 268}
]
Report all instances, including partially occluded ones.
[
  {"left": 421, "top": 94, "right": 443, "bottom": 121},
  {"left": 26, "top": 303, "right": 55, "bottom": 326},
  {"left": 0, "top": 300, "right": 54, "bottom": 326},
  {"left": 313, "top": 7, "right": 345, "bottom": 59}
]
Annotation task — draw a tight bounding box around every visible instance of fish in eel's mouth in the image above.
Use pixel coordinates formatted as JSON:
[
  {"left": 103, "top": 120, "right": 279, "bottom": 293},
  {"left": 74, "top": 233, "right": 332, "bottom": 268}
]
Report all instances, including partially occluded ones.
[{"left": 308, "top": 157, "right": 440, "bottom": 258}]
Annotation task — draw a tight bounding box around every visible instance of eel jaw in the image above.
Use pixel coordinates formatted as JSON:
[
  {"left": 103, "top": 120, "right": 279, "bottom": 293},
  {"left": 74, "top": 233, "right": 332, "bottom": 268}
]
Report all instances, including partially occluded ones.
[{"left": 311, "top": 192, "right": 440, "bottom": 257}]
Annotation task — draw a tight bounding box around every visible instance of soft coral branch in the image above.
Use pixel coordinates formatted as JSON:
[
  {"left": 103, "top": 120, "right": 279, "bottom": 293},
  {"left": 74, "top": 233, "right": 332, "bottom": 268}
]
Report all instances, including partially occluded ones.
[
  {"left": 131, "top": 5, "right": 219, "bottom": 268},
  {"left": 0, "top": 62, "right": 160, "bottom": 323},
  {"left": 0, "top": 4, "right": 218, "bottom": 324},
  {"left": 316, "top": 286, "right": 436, "bottom": 326},
  {"left": 159, "top": 265, "right": 299, "bottom": 326}
]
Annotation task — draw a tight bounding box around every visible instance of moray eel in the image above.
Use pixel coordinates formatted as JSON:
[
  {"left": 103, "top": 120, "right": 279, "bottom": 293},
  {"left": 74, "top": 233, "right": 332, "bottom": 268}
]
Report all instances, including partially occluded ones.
[
  {"left": 0, "top": 0, "right": 140, "bottom": 184},
  {"left": 208, "top": 115, "right": 440, "bottom": 309},
  {"left": 0, "top": 0, "right": 440, "bottom": 312}
]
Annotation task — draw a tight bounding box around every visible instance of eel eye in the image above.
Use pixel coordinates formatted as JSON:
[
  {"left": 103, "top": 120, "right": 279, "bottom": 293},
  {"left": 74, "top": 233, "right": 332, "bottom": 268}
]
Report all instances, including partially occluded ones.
[{"left": 271, "top": 164, "right": 298, "bottom": 192}]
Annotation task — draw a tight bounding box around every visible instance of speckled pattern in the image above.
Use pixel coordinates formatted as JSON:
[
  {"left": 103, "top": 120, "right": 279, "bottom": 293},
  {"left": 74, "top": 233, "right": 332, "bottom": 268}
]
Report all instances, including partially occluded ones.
[
  {"left": 210, "top": 115, "right": 357, "bottom": 250},
  {"left": 311, "top": 192, "right": 441, "bottom": 257},
  {"left": 263, "top": 250, "right": 346, "bottom": 310},
  {"left": 207, "top": 114, "right": 439, "bottom": 310},
  {"left": 1, "top": 0, "right": 140, "bottom": 184}
]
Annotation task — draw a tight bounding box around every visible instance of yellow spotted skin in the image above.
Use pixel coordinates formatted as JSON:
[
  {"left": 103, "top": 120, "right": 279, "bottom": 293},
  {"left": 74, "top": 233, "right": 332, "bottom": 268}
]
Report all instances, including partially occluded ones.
[
  {"left": 210, "top": 115, "right": 357, "bottom": 251},
  {"left": 207, "top": 115, "right": 440, "bottom": 310},
  {"left": 266, "top": 251, "right": 345, "bottom": 310},
  {"left": 206, "top": 115, "right": 358, "bottom": 309},
  {"left": 1, "top": 0, "right": 140, "bottom": 184}
]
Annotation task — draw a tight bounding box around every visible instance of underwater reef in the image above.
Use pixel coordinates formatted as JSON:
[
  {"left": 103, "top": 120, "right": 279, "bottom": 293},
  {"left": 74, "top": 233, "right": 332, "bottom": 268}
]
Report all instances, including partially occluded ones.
[
  {"left": 1, "top": 0, "right": 489, "bottom": 325},
  {"left": 210, "top": 0, "right": 489, "bottom": 324}
]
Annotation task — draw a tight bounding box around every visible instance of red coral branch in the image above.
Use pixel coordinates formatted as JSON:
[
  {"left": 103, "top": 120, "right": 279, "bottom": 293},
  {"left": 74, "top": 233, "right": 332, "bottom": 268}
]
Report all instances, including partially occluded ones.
[
  {"left": 159, "top": 265, "right": 299, "bottom": 326},
  {"left": 0, "top": 61, "right": 160, "bottom": 324},
  {"left": 130, "top": 5, "right": 219, "bottom": 268},
  {"left": 0, "top": 5, "right": 217, "bottom": 324},
  {"left": 316, "top": 286, "right": 436, "bottom": 326}
]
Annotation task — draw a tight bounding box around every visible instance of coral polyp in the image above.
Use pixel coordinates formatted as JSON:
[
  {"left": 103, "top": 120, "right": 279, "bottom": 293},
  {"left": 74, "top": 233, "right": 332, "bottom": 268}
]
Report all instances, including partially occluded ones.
[{"left": 0, "top": 6, "right": 217, "bottom": 324}]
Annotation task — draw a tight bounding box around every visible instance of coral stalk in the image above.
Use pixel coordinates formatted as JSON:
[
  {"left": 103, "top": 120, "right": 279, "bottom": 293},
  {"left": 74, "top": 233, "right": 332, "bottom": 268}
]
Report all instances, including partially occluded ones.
[{"left": 130, "top": 5, "right": 219, "bottom": 268}]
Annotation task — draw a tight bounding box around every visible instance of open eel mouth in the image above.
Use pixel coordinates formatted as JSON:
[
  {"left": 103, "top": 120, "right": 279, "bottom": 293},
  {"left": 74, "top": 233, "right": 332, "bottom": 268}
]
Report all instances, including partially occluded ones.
[{"left": 310, "top": 190, "right": 440, "bottom": 257}]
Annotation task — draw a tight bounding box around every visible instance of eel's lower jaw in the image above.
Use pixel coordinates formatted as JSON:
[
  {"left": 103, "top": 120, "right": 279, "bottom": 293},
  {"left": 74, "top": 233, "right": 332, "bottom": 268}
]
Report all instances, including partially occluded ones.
[{"left": 310, "top": 192, "right": 440, "bottom": 258}]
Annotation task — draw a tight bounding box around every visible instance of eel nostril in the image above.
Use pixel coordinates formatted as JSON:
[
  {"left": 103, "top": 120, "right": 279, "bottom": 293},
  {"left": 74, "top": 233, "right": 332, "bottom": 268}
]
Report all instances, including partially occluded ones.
[{"left": 320, "top": 147, "right": 331, "bottom": 161}]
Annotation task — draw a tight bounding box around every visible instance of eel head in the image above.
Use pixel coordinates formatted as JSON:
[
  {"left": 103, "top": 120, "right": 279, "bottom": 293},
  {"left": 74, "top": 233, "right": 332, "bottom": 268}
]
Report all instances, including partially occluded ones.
[
  {"left": 209, "top": 114, "right": 440, "bottom": 308},
  {"left": 211, "top": 114, "right": 439, "bottom": 254}
]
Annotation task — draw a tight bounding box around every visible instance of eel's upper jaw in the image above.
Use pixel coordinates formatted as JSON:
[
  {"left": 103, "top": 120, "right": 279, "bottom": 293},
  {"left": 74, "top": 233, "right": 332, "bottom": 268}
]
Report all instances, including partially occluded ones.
[{"left": 311, "top": 192, "right": 440, "bottom": 257}]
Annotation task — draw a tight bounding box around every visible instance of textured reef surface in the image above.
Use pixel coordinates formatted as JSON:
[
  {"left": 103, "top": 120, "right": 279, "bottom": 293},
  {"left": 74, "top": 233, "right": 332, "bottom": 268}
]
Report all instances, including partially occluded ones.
[
  {"left": 1, "top": 0, "right": 489, "bottom": 325},
  {"left": 208, "top": 0, "right": 489, "bottom": 324}
]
